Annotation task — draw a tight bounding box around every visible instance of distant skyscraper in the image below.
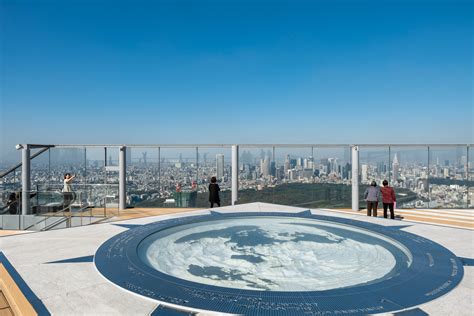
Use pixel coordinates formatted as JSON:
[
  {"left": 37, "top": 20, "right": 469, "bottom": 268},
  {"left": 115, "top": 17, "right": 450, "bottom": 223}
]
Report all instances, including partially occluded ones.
[
  {"left": 216, "top": 154, "right": 224, "bottom": 180},
  {"left": 142, "top": 152, "right": 147, "bottom": 165},
  {"left": 296, "top": 158, "right": 302, "bottom": 167},
  {"left": 443, "top": 168, "right": 449, "bottom": 178},
  {"left": 392, "top": 154, "right": 400, "bottom": 183},
  {"left": 377, "top": 162, "right": 386, "bottom": 176},
  {"left": 261, "top": 156, "right": 271, "bottom": 177},
  {"left": 343, "top": 163, "right": 351, "bottom": 180},
  {"left": 361, "top": 164, "right": 368, "bottom": 182},
  {"left": 284, "top": 154, "right": 291, "bottom": 174},
  {"left": 320, "top": 158, "right": 330, "bottom": 173},
  {"left": 328, "top": 158, "right": 338, "bottom": 174}
]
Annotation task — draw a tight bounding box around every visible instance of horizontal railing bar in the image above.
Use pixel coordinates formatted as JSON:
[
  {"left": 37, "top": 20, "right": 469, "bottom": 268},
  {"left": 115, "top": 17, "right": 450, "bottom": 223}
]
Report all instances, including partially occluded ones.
[{"left": 26, "top": 143, "right": 472, "bottom": 149}]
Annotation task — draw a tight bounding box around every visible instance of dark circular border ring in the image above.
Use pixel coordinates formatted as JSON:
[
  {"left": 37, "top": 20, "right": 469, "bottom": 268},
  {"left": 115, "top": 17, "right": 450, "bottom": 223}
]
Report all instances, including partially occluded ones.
[{"left": 94, "top": 211, "right": 464, "bottom": 315}]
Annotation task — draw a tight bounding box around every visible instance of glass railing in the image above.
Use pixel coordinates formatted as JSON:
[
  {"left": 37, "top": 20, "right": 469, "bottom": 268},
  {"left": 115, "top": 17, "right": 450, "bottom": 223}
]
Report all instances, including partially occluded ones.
[
  {"left": 0, "top": 183, "right": 119, "bottom": 231},
  {"left": 124, "top": 146, "right": 232, "bottom": 208},
  {"left": 1, "top": 144, "right": 472, "bottom": 224}
]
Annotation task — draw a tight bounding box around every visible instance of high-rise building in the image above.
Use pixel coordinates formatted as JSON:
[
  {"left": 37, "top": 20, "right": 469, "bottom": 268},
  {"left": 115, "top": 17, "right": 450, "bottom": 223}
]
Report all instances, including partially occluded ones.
[
  {"left": 328, "top": 158, "right": 338, "bottom": 174},
  {"left": 261, "top": 156, "right": 271, "bottom": 177},
  {"left": 284, "top": 154, "right": 291, "bottom": 175},
  {"left": 392, "top": 153, "right": 400, "bottom": 183},
  {"left": 361, "top": 164, "right": 368, "bottom": 182},
  {"left": 443, "top": 168, "right": 449, "bottom": 178},
  {"left": 377, "top": 162, "right": 386, "bottom": 176},
  {"left": 216, "top": 154, "right": 224, "bottom": 180},
  {"left": 342, "top": 163, "right": 351, "bottom": 180}
]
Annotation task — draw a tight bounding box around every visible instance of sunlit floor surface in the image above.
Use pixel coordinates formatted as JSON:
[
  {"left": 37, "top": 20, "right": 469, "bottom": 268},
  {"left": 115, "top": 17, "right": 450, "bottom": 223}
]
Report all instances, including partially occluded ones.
[{"left": 0, "top": 203, "right": 472, "bottom": 315}]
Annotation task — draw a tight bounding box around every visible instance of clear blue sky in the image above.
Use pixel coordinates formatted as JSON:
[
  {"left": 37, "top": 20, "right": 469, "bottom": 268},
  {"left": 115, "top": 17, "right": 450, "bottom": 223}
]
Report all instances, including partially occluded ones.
[{"left": 0, "top": 0, "right": 472, "bottom": 161}]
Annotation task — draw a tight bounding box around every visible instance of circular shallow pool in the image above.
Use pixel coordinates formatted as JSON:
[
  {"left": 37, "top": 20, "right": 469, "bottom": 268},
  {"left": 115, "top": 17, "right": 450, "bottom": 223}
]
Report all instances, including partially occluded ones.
[
  {"left": 95, "top": 211, "right": 463, "bottom": 315},
  {"left": 138, "top": 216, "right": 412, "bottom": 291}
]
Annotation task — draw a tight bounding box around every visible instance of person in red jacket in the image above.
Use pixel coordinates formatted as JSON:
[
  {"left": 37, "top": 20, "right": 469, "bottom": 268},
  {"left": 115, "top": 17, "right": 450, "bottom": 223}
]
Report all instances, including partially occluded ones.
[{"left": 380, "top": 180, "right": 396, "bottom": 219}]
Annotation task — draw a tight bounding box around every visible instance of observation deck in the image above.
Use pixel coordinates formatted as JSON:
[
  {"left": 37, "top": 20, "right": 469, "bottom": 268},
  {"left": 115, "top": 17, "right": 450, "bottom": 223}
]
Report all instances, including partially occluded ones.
[{"left": 0, "top": 144, "right": 472, "bottom": 315}]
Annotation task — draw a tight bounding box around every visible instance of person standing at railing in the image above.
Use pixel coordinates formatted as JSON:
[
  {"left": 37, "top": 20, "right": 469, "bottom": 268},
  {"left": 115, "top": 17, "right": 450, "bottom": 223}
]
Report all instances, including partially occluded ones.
[
  {"left": 380, "top": 180, "right": 396, "bottom": 219},
  {"left": 209, "top": 176, "right": 221, "bottom": 208},
  {"left": 7, "top": 192, "right": 18, "bottom": 214},
  {"left": 62, "top": 173, "right": 75, "bottom": 210},
  {"left": 364, "top": 181, "right": 380, "bottom": 217},
  {"left": 62, "top": 173, "right": 75, "bottom": 192}
]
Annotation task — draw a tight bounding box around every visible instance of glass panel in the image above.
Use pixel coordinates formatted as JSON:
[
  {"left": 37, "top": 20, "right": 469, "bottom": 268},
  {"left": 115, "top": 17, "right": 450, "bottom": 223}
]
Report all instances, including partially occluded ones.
[
  {"left": 389, "top": 146, "right": 428, "bottom": 209},
  {"left": 85, "top": 147, "right": 106, "bottom": 185},
  {"left": 126, "top": 147, "right": 160, "bottom": 207},
  {"left": 272, "top": 147, "right": 313, "bottom": 207},
  {"left": 428, "top": 146, "right": 468, "bottom": 208},
  {"left": 312, "top": 146, "right": 352, "bottom": 209},
  {"left": 469, "top": 146, "right": 473, "bottom": 208},
  {"left": 0, "top": 148, "right": 22, "bottom": 192},
  {"left": 358, "top": 146, "right": 390, "bottom": 210},
  {"left": 195, "top": 146, "right": 232, "bottom": 208},
  {"left": 0, "top": 190, "right": 19, "bottom": 215},
  {"left": 30, "top": 148, "right": 51, "bottom": 191},
  {"left": 44, "top": 147, "right": 87, "bottom": 191},
  {"left": 129, "top": 147, "right": 198, "bottom": 208},
  {"left": 237, "top": 147, "right": 275, "bottom": 205},
  {"left": 104, "top": 147, "right": 119, "bottom": 185}
]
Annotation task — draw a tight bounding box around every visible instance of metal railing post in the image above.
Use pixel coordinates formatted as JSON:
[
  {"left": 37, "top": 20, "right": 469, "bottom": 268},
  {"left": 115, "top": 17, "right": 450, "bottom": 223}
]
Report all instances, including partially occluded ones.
[
  {"left": 21, "top": 144, "right": 31, "bottom": 215},
  {"left": 232, "top": 145, "right": 239, "bottom": 205},
  {"left": 119, "top": 146, "right": 127, "bottom": 211},
  {"left": 351, "top": 145, "right": 359, "bottom": 211}
]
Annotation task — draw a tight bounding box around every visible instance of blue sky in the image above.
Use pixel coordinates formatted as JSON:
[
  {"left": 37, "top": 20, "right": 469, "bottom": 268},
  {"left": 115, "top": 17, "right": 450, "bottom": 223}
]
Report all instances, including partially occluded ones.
[{"left": 0, "top": 0, "right": 472, "bottom": 161}]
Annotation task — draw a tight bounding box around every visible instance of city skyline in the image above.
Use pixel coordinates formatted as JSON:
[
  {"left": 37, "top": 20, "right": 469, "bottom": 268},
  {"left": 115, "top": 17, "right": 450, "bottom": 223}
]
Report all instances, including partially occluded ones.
[
  {"left": 1, "top": 145, "right": 471, "bottom": 209},
  {"left": 1, "top": 0, "right": 472, "bottom": 163}
]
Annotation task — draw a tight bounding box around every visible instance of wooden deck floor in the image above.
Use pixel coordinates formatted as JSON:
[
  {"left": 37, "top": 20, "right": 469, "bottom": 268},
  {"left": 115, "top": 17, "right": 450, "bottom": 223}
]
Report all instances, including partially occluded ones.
[
  {"left": 0, "top": 291, "right": 13, "bottom": 316},
  {"left": 93, "top": 207, "right": 474, "bottom": 230},
  {"left": 329, "top": 208, "right": 474, "bottom": 230}
]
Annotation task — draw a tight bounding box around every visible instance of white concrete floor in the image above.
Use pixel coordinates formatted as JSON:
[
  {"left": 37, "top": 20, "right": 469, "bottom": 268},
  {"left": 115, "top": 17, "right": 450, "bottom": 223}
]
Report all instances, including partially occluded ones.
[{"left": 0, "top": 203, "right": 472, "bottom": 316}]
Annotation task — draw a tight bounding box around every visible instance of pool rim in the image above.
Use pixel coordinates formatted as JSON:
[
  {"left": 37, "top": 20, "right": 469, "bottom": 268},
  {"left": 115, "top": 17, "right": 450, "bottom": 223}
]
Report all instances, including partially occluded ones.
[{"left": 94, "top": 210, "right": 464, "bottom": 314}]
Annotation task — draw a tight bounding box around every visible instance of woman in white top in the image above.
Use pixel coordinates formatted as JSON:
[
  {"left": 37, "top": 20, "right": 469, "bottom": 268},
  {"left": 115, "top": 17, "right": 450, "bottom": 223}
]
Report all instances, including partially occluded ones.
[{"left": 62, "top": 173, "right": 75, "bottom": 192}]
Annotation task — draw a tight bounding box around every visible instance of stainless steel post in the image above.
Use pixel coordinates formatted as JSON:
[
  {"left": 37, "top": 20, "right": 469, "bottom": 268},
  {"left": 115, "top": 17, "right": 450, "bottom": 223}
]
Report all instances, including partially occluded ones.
[
  {"left": 351, "top": 145, "right": 359, "bottom": 211},
  {"left": 21, "top": 144, "right": 31, "bottom": 215},
  {"left": 231, "top": 145, "right": 239, "bottom": 205},
  {"left": 119, "top": 146, "right": 126, "bottom": 211}
]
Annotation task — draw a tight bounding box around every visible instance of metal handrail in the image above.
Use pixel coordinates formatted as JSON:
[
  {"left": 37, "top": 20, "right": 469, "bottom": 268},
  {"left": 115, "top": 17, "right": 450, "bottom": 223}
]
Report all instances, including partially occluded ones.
[
  {"left": 22, "top": 194, "right": 75, "bottom": 231},
  {"left": 16, "top": 143, "right": 473, "bottom": 148},
  {"left": 19, "top": 185, "right": 117, "bottom": 231}
]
